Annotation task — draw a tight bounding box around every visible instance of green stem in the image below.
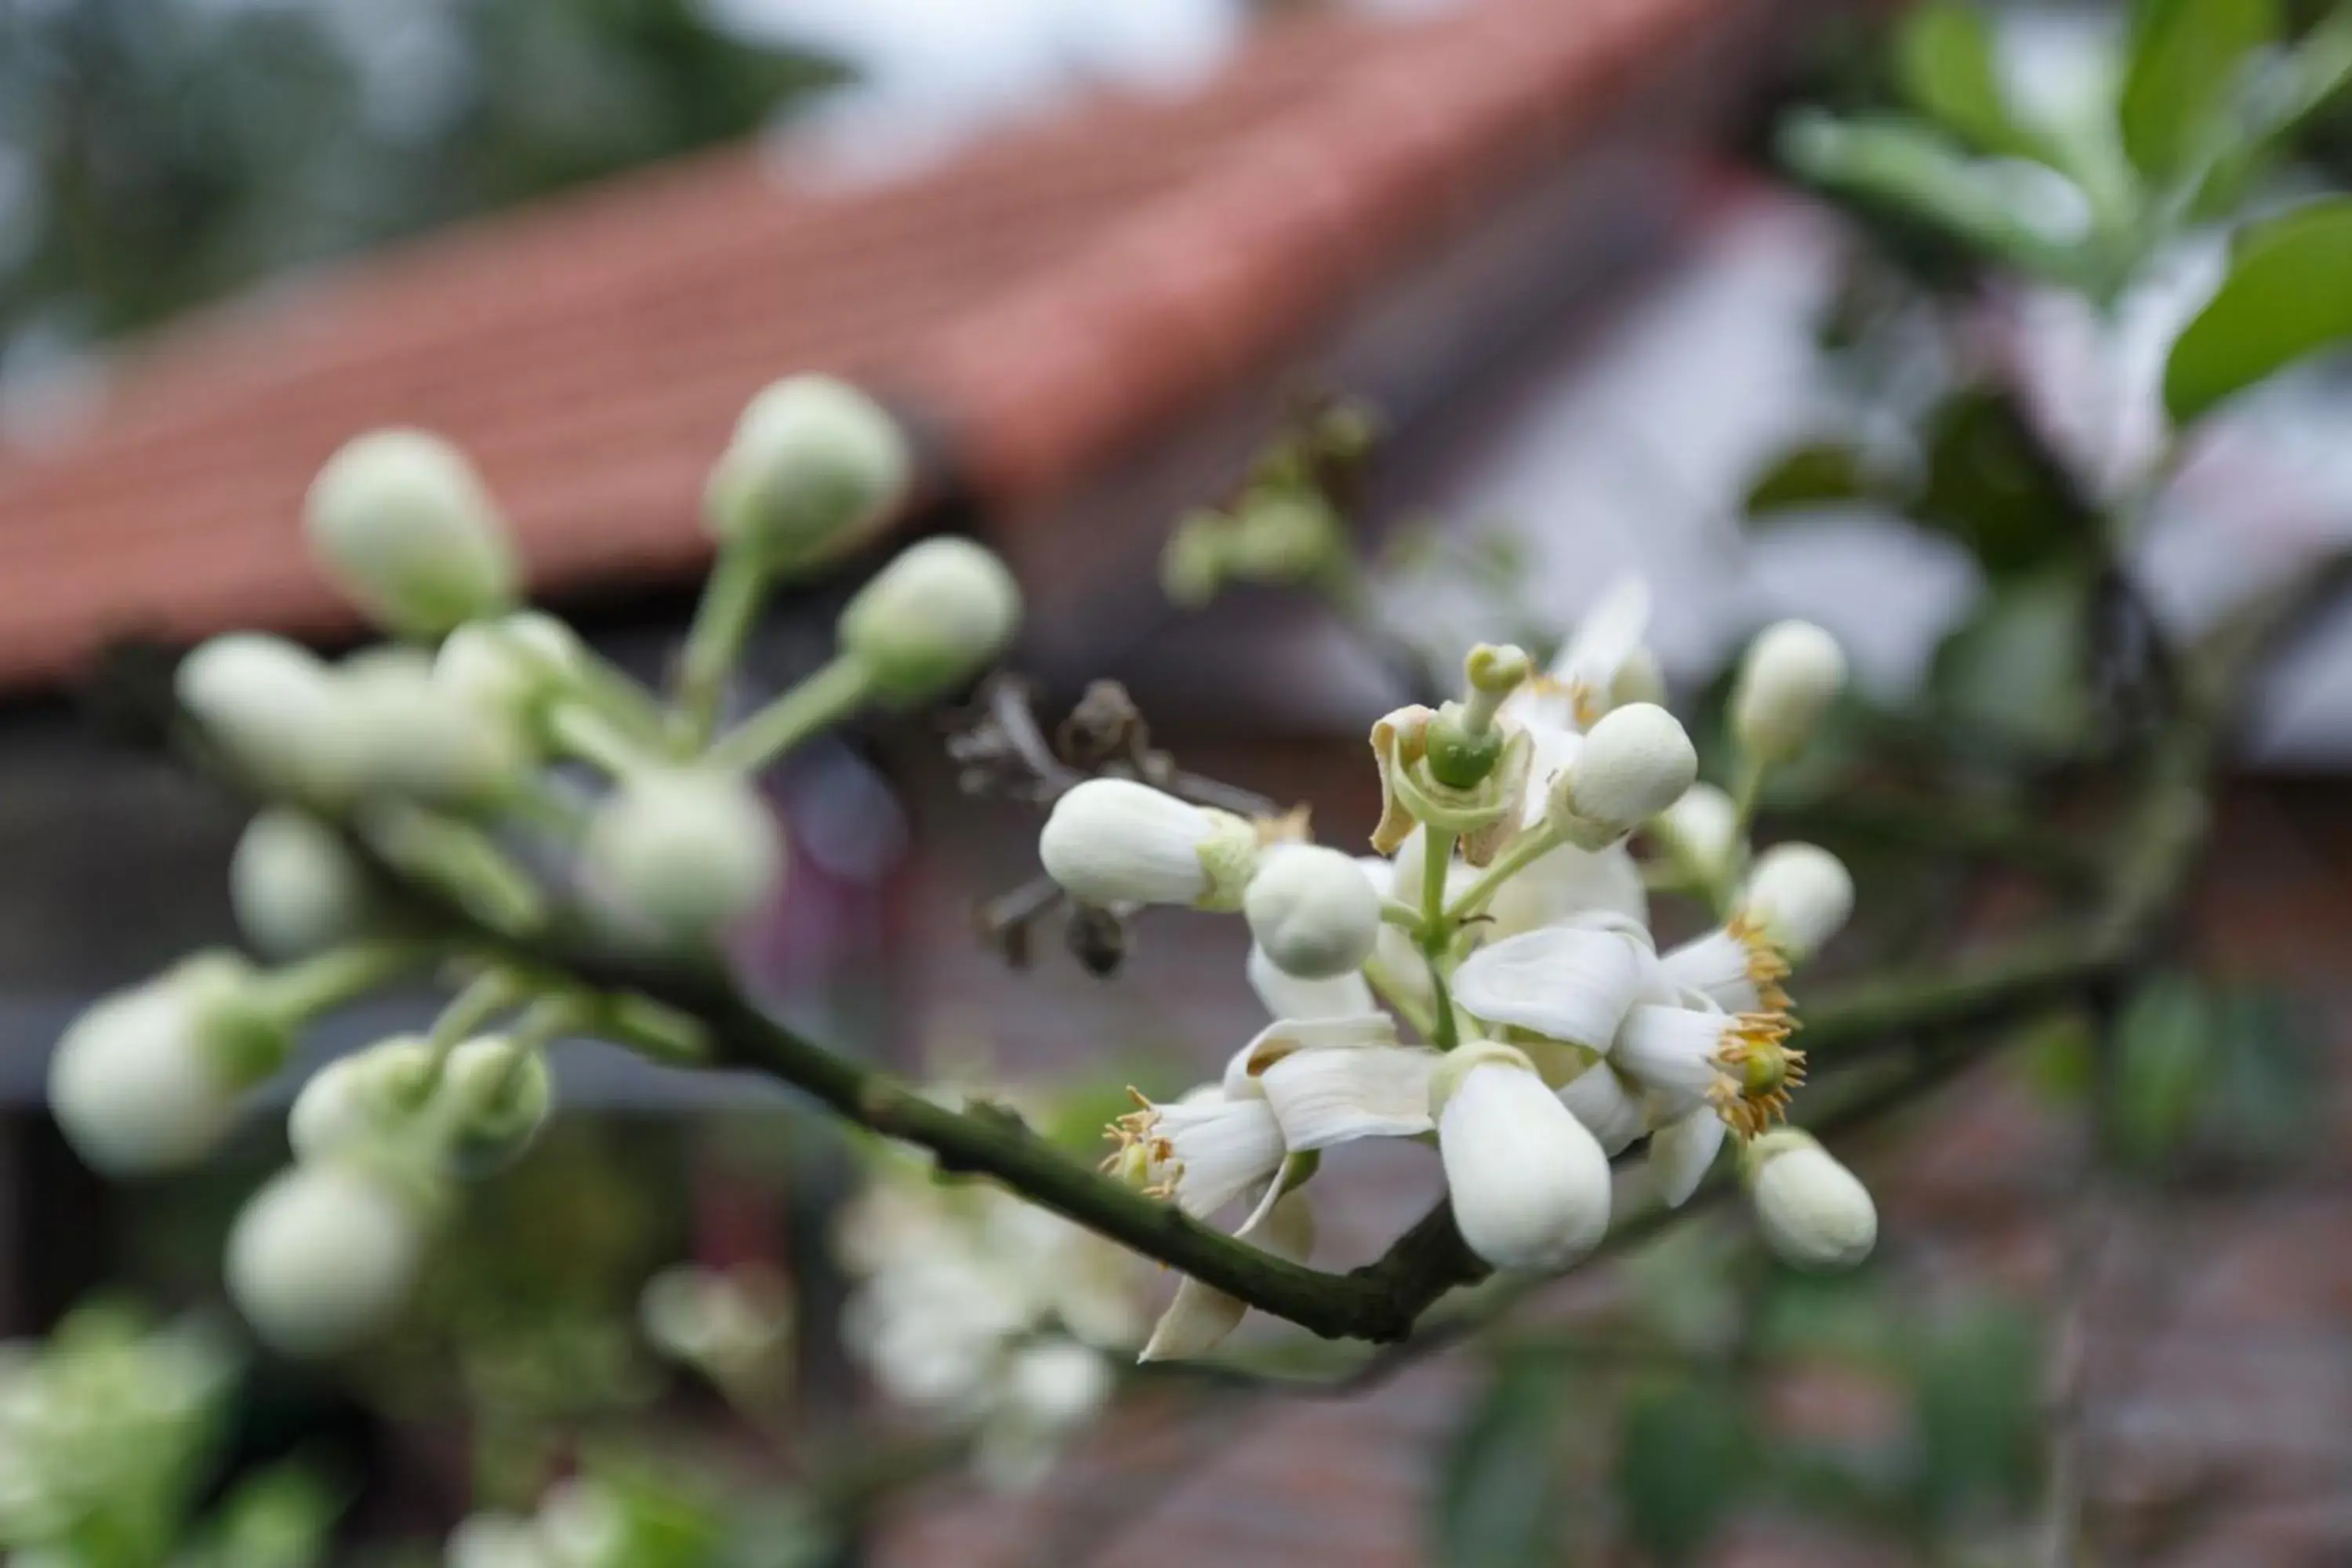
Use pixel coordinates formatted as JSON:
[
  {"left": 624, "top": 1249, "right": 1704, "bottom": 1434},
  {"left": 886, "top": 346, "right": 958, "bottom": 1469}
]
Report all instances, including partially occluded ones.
[
  {"left": 704, "top": 655, "right": 873, "bottom": 774},
  {"left": 1444, "top": 820, "right": 1566, "bottom": 923},
  {"left": 544, "top": 702, "right": 652, "bottom": 781},
  {"left": 673, "top": 549, "right": 771, "bottom": 748},
  {"left": 1417, "top": 829, "right": 1461, "bottom": 1051},
  {"left": 252, "top": 941, "right": 434, "bottom": 1025},
  {"left": 361, "top": 805, "right": 547, "bottom": 937}
]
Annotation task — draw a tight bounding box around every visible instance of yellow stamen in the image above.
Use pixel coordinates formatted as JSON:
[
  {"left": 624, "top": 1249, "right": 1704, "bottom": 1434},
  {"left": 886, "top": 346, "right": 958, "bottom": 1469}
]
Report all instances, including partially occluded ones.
[
  {"left": 1102, "top": 1091, "right": 1182, "bottom": 1198},
  {"left": 1727, "top": 913, "right": 1793, "bottom": 1011},
  {"left": 1708, "top": 1011, "right": 1807, "bottom": 1139}
]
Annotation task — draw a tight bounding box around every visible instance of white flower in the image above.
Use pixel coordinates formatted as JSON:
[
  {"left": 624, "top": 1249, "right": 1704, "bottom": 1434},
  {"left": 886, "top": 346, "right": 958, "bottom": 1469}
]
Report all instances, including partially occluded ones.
[
  {"left": 1559, "top": 702, "right": 1697, "bottom": 833},
  {"left": 705, "top": 376, "right": 910, "bottom": 568},
  {"left": 226, "top": 1163, "right": 434, "bottom": 1356},
  {"left": 340, "top": 652, "right": 529, "bottom": 806},
  {"left": 1038, "top": 778, "right": 1257, "bottom": 911},
  {"left": 1659, "top": 916, "right": 1791, "bottom": 1014},
  {"left": 1451, "top": 925, "right": 1647, "bottom": 1050},
  {"left": 1612, "top": 1002, "right": 1804, "bottom": 1139},
  {"left": 176, "top": 634, "right": 360, "bottom": 801},
  {"left": 1433, "top": 1044, "right": 1611, "bottom": 1272},
  {"left": 48, "top": 958, "right": 285, "bottom": 1178},
  {"left": 1558, "top": 1062, "right": 1646, "bottom": 1155},
  {"left": 1730, "top": 620, "right": 1846, "bottom": 763},
  {"left": 305, "top": 429, "right": 517, "bottom": 636},
  {"left": 580, "top": 768, "right": 786, "bottom": 946},
  {"left": 1740, "top": 843, "right": 1854, "bottom": 959},
  {"left": 230, "top": 808, "right": 379, "bottom": 960},
  {"left": 1658, "top": 781, "right": 1740, "bottom": 883},
  {"left": 837, "top": 537, "right": 1022, "bottom": 706},
  {"left": 1246, "top": 944, "right": 1373, "bottom": 1020},
  {"left": 1744, "top": 1130, "right": 1876, "bottom": 1270},
  {"left": 1508, "top": 576, "right": 1653, "bottom": 737},
  {"left": 1243, "top": 844, "right": 1381, "bottom": 979}
]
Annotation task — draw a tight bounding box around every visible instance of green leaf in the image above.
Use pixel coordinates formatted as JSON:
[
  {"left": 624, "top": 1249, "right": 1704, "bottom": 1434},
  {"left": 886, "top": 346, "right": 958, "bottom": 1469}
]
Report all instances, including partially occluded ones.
[
  {"left": 2164, "top": 198, "right": 2352, "bottom": 423},
  {"left": 1896, "top": 2, "right": 2036, "bottom": 158},
  {"left": 1913, "top": 388, "right": 2096, "bottom": 577},
  {"left": 2118, "top": 0, "right": 2279, "bottom": 183},
  {"left": 1744, "top": 441, "right": 1886, "bottom": 517},
  {"left": 1432, "top": 1353, "right": 1578, "bottom": 1568},
  {"left": 1910, "top": 1305, "right": 2042, "bottom": 1525},
  {"left": 2199, "top": 985, "right": 2326, "bottom": 1165},
  {"left": 2113, "top": 972, "right": 2216, "bottom": 1168},
  {"left": 1617, "top": 1377, "right": 1751, "bottom": 1563},
  {"left": 183, "top": 1462, "right": 344, "bottom": 1568},
  {"left": 1930, "top": 570, "right": 2095, "bottom": 758}
]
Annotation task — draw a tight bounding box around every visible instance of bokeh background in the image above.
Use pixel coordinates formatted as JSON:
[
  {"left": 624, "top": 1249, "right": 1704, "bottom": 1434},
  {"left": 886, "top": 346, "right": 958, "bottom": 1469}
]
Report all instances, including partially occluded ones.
[{"left": 3, "top": 0, "right": 2352, "bottom": 1563}]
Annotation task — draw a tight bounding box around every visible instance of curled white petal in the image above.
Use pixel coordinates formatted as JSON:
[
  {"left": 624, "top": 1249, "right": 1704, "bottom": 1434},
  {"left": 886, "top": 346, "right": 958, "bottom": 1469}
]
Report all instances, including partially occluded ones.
[
  {"left": 1647, "top": 1107, "right": 1728, "bottom": 1208},
  {"left": 1132, "top": 1096, "right": 1284, "bottom": 1219},
  {"left": 1610, "top": 1004, "right": 1729, "bottom": 1112},
  {"left": 1247, "top": 945, "right": 1374, "bottom": 1020},
  {"left": 1438, "top": 1060, "right": 1611, "bottom": 1271},
  {"left": 1221, "top": 1012, "right": 1397, "bottom": 1098},
  {"left": 1258, "top": 1044, "right": 1439, "bottom": 1149},
  {"left": 1140, "top": 1189, "right": 1312, "bottom": 1363},
  {"left": 1558, "top": 1062, "right": 1645, "bottom": 1156},
  {"left": 1452, "top": 927, "right": 1643, "bottom": 1049},
  {"left": 1659, "top": 923, "right": 1788, "bottom": 1014}
]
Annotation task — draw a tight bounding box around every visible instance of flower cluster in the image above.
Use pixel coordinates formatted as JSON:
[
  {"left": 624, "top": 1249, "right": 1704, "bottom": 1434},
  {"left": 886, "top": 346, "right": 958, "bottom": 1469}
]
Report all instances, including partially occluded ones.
[
  {"left": 837, "top": 1143, "right": 1147, "bottom": 1489},
  {"left": 46, "top": 376, "right": 1025, "bottom": 1359},
  {"left": 1055, "top": 582, "right": 1879, "bottom": 1357}
]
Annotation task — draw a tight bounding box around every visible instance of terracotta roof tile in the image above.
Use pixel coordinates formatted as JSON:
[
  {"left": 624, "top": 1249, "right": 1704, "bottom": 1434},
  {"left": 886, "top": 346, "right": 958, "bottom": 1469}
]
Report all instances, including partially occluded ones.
[{"left": 0, "top": 0, "right": 1725, "bottom": 691}]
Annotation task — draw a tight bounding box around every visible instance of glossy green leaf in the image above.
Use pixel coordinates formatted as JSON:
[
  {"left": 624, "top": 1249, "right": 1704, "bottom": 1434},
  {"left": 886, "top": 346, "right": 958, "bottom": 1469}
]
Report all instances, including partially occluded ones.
[
  {"left": 2118, "top": 0, "right": 2279, "bottom": 183},
  {"left": 2164, "top": 199, "right": 2352, "bottom": 422},
  {"left": 1897, "top": 2, "right": 2036, "bottom": 158},
  {"left": 1432, "top": 1355, "right": 1578, "bottom": 1568},
  {"left": 2113, "top": 972, "right": 2216, "bottom": 1168},
  {"left": 1744, "top": 441, "right": 1886, "bottom": 517},
  {"left": 1617, "top": 1377, "right": 1750, "bottom": 1564},
  {"left": 1914, "top": 388, "right": 2096, "bottom": 577}
]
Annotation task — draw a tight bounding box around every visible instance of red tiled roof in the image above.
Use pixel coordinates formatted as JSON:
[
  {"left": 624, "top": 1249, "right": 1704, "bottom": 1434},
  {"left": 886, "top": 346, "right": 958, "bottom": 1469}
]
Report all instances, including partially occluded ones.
[{"left": 0, "top": 0, "right": 1722, "bottom": 690}]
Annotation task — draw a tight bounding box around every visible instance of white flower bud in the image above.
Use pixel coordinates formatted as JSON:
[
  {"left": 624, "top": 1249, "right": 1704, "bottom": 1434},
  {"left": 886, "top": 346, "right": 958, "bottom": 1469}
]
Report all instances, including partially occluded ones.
[
  {"left": 439, "top": 1035, "right": 553, "bottom": 1177},
  {"left": 1432, "top": 1045, "right": 1611, "bottom": 1272},
  {"left": 305, "top": 430, "right": 518, "bottom": 635},
  {"left": 1563, "top": 702, "right": 1696, "bottom": 831},
  {"left": 1741, "top": 842, "right": 1853, "bottom": 959},
  {"left": 434, "top": 612, "right": 582, "bottom": 728},
  {"left": 230, "top": 809, "right": 379, "bottom": 960},
  {"left": 1659, "top": 782, "right": 1739, "bottom": 883},
  {"left": 226, "top": 1163, "right": 433, "bottom": 1356},
  {"left": 1745, "top": 1130, "right": 1875, "bottom": 1271},
  {"left": 705, "top": 376, "right": 912, "bottom": 568},
  {"left": 1245, "top": 944, "right": 1374, "bottom": 1020},
  {"left": 581, "top": 768, "right": 786, "bottom": 946},
  {"left": 837, "top": 537, "right": 1022, "bottom": 706},
  {"left": 176, "top": 634, "right": 361, "bottom": 801},
  {"left": 288, "top": 1037, "right": 435, "bottom": 1165},
  {"left": 1243, "top": 845, "right": 1380, "bottom": 980},
  {"left": 49, "top": 957, "right": 288, "bottom": 1177},
  {"left": 1038, "top": 778, "right": 1258, "bottom": 910},
  {"left": 341, "top": 652, "right": 530, "bottom": 806},
  {"left": 1730, "top": 620, "right": 1845, "bottom": 763}
]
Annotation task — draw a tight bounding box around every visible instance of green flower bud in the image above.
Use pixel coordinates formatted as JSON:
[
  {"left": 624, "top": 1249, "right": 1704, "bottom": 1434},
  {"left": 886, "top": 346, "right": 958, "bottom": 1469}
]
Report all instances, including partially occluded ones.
[
  {"left": 581, "top": 768, "right": 786, "bottom": 946},
  {"left": 837, "top": 537, "right": 1022, "bottom": 706},
  {"left": 231, "top": 808, "right": 382, "bottom": 960},
  {"left": 437, "top": 1035, "right": 553, "bottom": 1177},
  {"left": 306, "top": 430, "right": 518, "bottom": 636},
  {"left": 704, "top": 376, "right": 911, "bottom": 572}
]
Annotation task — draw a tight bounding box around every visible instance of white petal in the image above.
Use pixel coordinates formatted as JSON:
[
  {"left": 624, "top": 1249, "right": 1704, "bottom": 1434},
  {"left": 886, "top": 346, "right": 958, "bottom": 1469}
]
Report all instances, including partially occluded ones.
[
  {"left": 1610, "top": 1004, "right": 1726, "bottom": 1112},
  {"left": 1647, "top": 1108, "right": 1727, "bottom": 1207},
  {"left": 1221, "top": 1013, "right": 1397, "bottom": 1098},
  {"left": 1439, "top": 1063, "right": 1611, "bottom": 1271},
  {"left": 1151, "top": 1098, "right": 1286, "bottom": 1218},
  {"left": 1247, "top": 945, "right": 1374, "bottom": 1021},
  {"left": 1487, "top": 840, "right": 1648, "bottom": 935},
  {"left": 1549, "top": 575, "right": 1653, "bottom": 726},
  {"left": 1139, "top": 1188, "right": 1313, "bottom": 1363},
  {"left": 1259, "top": 1045, "right": 1439, "bottom": 1149},
  {"left": 1558, "top": 1063, "right": 1645, "bottom": 1156},
  {"left": 1659, "top": 927, "right": 1773, "bottom": 1014},
  {"left": 1452, "top": 927, "right": 1643, "bottom": 1049}
]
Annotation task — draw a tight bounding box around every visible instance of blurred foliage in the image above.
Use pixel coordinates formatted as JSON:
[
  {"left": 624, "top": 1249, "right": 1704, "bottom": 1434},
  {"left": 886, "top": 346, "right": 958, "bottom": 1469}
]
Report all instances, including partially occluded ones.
[{"left": 0, "top": 0, "right": 844, "bottom": 356}]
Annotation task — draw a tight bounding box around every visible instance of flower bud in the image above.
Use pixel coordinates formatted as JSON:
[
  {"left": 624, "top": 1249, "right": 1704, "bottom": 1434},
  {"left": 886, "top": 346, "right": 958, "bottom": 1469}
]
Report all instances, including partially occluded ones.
[
  {"left": 1038, "top": 779, "right": 1258, "bottom": 911},
  {"left": 837, "top": 537, "right": 1022, "bottom": 706},
  {"left": 231, "top": 808, "right": 380, "bottom": 960},
  {"left": 49, "top": 956, "right": 290, "bottom": 1177},
  {"left": 1246, "top": 944, "right": 1374, "bottom": 1021},
  {"left": 226, "top": 1163, "right": 434, "bottom": 1356},
  {"left": 305, "top": 430, "right": 518, "bottom": 635},
  {"left": 1658, "top": 782, "right": 1740, "bottom": 884},
  {"left": 288, "top": 1036, "right": 436, "bottom": 1165},
  {"left": 1741, "top": 842, "right": 1853, "bottom": 958},
  {"left": 1744, "top": 1129, "right": 1875, "bottom": 1271},
  {"left": 438, "top": 1035, "right": 554, "bottom": 1176},
  {"left": 1243, "top": 845, "right": 1380, "bottom": 980},
  {"left": 176, "top": 634, "right": 360, "bottom": 802},
  {"left": 1561, "top": 702, "right": 1696, "bottom": 832},
  {"left": 704, "top": 376, "right": 911, "bottom": 569},
  {"left": 1432, "top": 1044, "right": 1612, "bottom": 1272},
  {"left": 580, "top": 768, "right": 786, "bottom": 946},
  {"left": 434, "top": 612, "right": 582, "bottom": 730},
  {"left": 342, "top": 652, "right": 530, "bottom": 806},
  {"left": 1730, "top": 620, "right": 1845, "bottom": 763}
]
